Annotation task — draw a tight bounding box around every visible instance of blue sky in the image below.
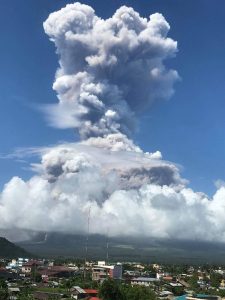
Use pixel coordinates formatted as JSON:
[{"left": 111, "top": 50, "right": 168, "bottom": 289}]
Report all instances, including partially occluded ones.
[{"left": 0, "top": 0, "right": 225, "bottom": 196}]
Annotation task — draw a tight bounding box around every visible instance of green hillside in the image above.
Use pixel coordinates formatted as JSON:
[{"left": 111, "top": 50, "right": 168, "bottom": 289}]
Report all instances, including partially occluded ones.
[{"left": 0, "top": 237, "right": 32, "bottom": 258}]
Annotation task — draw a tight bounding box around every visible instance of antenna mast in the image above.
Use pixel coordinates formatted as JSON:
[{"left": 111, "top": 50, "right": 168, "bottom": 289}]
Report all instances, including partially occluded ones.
[
  {"left": 84, "top": 206, "right": 91, "bottom": 280},
  {"left": 106, "top": 227, "right": 109, "bottom": 263}
]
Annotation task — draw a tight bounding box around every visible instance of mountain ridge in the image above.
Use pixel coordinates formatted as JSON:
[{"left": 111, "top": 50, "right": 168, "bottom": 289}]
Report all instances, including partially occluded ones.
[
  {"left": 17, "top": 233, "right": 225, "bottom": 264},
  {"left": 0, "top": 237, "right": 32, "bottom": 258}
]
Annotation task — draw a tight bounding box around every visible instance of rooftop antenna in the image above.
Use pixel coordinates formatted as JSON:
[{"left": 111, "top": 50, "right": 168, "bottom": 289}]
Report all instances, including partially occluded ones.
[{"left": 84, "top": 206, "right": 91, "bottom": 280}]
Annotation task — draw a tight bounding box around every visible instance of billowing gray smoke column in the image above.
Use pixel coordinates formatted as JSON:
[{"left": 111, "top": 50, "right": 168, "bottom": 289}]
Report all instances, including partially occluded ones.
[
  {"left": 43, "top": 3, "right": 178, "bottom": 139},
  {"left": 1, "top": 3, "right": 225, "bottom": 243}
]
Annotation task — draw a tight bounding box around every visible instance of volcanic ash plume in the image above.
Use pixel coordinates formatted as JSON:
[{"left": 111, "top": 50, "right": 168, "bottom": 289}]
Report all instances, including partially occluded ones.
[
  {"left": 43, "top": 2, "right": 178, "bottom": 139},
  {"left": 1, "top": 3, "right": 225, "bottom": 243}
]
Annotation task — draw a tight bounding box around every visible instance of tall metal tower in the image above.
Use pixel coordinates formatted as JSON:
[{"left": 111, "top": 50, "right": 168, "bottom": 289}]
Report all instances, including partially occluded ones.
[
  {"left": 84, "top": 206, "right": 91, "bottom": 280},
  {"left": 106, "top": 227, "right": 109, "bottom": 263}
]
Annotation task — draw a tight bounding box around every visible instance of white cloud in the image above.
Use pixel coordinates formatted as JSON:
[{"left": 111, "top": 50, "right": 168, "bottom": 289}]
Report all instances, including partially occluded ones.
[{"left": 0, "top": 138, "right": 224, "bottom": 243}]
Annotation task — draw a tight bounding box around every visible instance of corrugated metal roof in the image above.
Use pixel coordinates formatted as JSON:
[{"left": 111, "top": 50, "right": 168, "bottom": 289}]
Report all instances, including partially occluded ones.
[{"left": 73, "top": 286, "right": 86, "bottom": 294}]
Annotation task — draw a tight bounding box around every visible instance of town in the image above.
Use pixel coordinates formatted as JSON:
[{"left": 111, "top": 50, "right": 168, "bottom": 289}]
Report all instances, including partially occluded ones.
[{"left": 1, "top": 257, "right": 225, "bottom": 300}]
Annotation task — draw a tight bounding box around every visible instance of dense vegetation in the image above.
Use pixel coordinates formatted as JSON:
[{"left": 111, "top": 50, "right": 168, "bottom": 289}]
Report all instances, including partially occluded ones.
[{"left": 99, "top": 278, "right": 157, "bottom": 300}]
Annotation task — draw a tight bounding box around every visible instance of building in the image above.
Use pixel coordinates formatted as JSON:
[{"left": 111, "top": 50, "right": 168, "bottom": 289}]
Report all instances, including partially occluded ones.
[
  {"left": 84, "top": 289, "right": 98, "bottom": 298},
  {"left": 38, "top": 265, "right": 73, "bottom": 281},
  {"left": 8, "top": 287, "right": 20, "bottom": 300},
  {"left": 22, "top": 260, "right": 42, "bottom": 274},
  {"left": 92, "top": 261, "right": 122, "bottom": 282},
  {"left": 159, "top": 291, "right": 174, "bottom": 299},
  {"left": 70, "top": 287, "right": 98, "bottom": 300},
  {"left": 163, "top": 276, "right": 174, "bottom": 282},
  {"left": 6, "top": 258, "right": 29, "bottom": 270},
  {"left": 169, "top": 282, "right": 183, "bottom": 288},
  {"left": 131, "top": 277, "right": 159, "bottom": 287},
  {"left": 0, "top": 268, "right": 17, "bottom": 281},
  {"left": 70, "top": 286, "right": 87, "bottom": 299},
  {"left": 186, "top": 295, "right": 219, "bottom": 300}
]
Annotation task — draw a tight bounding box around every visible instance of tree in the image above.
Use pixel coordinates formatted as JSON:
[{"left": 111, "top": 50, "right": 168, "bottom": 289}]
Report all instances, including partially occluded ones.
[
  {"left": 100, "top": 280, "right": 156, "bottom": 300},
  {"left": 17, "top": 286, "right": 35, "bottom": 300},
  {"left": 18, "top": 294, "right": 34, "bottom": 300},
  {"left": 210, "top": 272, "right": 222, "bottom": 288},
  {"left": 0, "top": 289, "right": 8, "bottom": 300},
  {"left": 31, "top": 269, "right": 42, "bottom": 283},
  {"left": 122, "top": 285, "right": 156, "bottom": 300},
  {"left": 172, "top": 286, "right": 184, "bottom": 296},
  {"left": 0, "top": 279, "right": 7, "bottom": 289},
  {"left": 99, "top": 278, "right": 124, "bottom": 300},
  {"left": 218, "top": 289, "right": 225, "bottom": 298},
  {"left": 188, "top": 273, "right": 199, "bottom": 290}
]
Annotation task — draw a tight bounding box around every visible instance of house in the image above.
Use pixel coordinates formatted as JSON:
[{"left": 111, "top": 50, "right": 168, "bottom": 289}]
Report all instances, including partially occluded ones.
[
  {"left": 152, "top": 264, "right": 161, "bottom": 270},
  {"left": 124, "top": 270, "right": 139, "bottom": 277},
  {"left": 22, "top": 260, "right": 42, "bottom": 274},
  {"left": 8, "top": 287, "right": 20, "bottom": 300},
  {"left": 70, "top": 286, "right": 87, "bottom": 299},
  {"left": 70, "top": 287, "right": 99, "bottom": 300},
  {"left": 163, "top": 276, "right": 174, "bottom": 282},
  {"left": 169, "top": 282, "right": 183, "bottom": 287},
  {"left": 159, "top": 291, "right": 174, "bottom": 299}
]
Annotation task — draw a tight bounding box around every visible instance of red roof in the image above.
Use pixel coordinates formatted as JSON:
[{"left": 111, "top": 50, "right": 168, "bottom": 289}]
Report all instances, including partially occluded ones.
[
  {"left": 89, "top": 298, "right": 101, "bottom": 300},
  {"left": 84, "top": 289, "right": 98, "bottom": 294},
  {"left": 0, "top": 268, "right": 7, "bottom": 272},
  {"left": 163, "top": 276, "right": 173, "bottom": 281},
  {"left": 49, "top": 266, "right": 71, "bottom": 272},
  {"left": 38, "top": 266, "right": 72, "bottom": 277},
  {"left": 23, "top": 260, "right": 42, "bottom": 267}
]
